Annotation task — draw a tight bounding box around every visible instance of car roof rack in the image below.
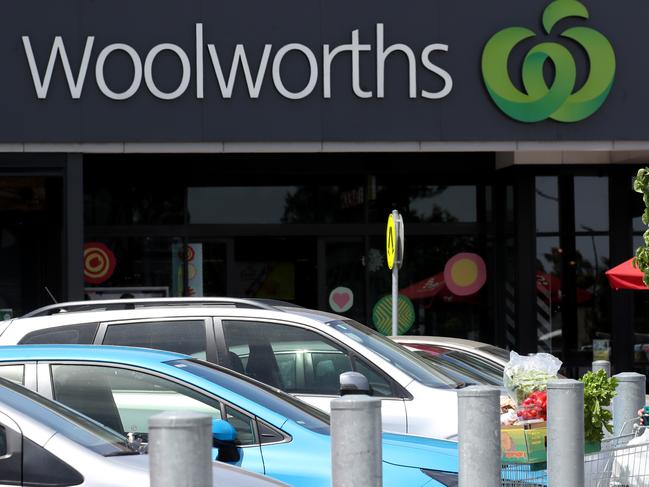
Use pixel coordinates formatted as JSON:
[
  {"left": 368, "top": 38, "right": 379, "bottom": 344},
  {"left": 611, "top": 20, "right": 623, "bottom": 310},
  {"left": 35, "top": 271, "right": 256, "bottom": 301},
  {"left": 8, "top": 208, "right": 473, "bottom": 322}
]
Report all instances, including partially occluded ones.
[{"left": 21, "top": 297, "right": 286, "bottom": 318}]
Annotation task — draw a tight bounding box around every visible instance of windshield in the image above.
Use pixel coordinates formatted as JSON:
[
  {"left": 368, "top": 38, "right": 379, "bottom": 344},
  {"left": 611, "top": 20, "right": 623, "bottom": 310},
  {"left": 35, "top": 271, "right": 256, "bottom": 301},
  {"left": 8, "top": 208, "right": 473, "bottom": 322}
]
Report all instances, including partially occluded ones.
[
  {"left": 414, "top": 351, "right": 503, "bottom": 386},
  {"left": 0, "top": 378, "right": 133, "bottom": 456},
  {"left": 167, "top": 359, "right": 330, "bottom": 434},
  {"left": 478, "top": 345, "right": 511, "bottom": 363},
  {"left": 325, "top": 320, "right": 460, "bottom": 388}
]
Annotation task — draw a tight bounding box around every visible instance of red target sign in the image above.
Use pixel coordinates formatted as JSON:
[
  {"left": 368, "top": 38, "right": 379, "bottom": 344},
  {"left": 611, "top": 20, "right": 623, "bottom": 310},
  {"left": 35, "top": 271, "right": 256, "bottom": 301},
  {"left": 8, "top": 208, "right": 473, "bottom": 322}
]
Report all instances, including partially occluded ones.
[{"left": 84, "top": 242, "right": 116, "bottom": 285}]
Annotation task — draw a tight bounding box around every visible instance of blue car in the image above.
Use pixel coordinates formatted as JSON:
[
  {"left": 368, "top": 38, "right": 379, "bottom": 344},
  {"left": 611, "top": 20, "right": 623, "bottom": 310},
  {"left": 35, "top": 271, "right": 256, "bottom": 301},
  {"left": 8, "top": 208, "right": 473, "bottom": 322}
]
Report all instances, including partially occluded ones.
[{"left": 0, "top": 345, "right": 458, "bottom": 486}]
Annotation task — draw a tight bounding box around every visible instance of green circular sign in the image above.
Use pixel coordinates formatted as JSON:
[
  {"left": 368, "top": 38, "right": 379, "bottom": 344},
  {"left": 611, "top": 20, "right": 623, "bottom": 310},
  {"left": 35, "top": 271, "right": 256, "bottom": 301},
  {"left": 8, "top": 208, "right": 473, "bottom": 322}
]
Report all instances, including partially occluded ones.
[{"left": 372, "top": 294, "right": 415, "bottom": 336}]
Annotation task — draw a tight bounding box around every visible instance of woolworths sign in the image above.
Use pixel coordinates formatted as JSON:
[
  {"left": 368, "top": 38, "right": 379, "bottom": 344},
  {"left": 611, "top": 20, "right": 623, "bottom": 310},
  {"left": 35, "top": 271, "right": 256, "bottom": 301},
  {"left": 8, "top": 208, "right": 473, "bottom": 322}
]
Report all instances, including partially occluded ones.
[
  {"left": 0, "top": 0, "right": 640, "bottom": 142},
  {"left": 22, "top": 23, "right": 453, "bottom": 101}
]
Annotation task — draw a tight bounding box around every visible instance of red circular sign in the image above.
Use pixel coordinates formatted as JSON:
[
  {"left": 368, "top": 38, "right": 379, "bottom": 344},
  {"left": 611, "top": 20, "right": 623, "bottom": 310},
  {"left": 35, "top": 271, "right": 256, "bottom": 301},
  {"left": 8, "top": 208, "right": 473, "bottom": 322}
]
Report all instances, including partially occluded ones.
[{"left": 84, "top": 242, "right": 116, "bottom": 285}]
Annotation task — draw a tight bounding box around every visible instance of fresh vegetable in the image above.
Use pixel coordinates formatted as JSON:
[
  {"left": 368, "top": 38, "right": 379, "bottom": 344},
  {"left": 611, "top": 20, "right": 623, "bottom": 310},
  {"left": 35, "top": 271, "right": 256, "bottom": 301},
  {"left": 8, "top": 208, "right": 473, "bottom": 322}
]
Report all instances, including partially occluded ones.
[
  {"left": 516, "top": 391, "right": 547, "bottom": 421},
  {"left": 580, "top": 370, "right": 617, "bottom": 444}
]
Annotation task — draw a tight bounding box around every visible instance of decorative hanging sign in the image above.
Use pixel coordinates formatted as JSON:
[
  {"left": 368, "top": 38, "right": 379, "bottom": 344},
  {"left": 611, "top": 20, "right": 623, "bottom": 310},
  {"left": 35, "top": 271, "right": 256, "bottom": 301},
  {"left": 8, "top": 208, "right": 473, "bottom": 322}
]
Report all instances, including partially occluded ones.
[
  {"left": 84, "top": 242, "right": 116, "bottom": 285},
  {"left": 329, "top": 287, "right": 354, "bottom": 313}
]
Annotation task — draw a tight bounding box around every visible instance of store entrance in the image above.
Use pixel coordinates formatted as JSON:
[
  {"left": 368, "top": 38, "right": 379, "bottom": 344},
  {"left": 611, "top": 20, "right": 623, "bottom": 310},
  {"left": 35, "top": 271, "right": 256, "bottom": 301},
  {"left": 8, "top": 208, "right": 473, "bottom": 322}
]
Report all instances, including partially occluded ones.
[{"left": 0, "top": 176, "right": 63, "bottom": 316}]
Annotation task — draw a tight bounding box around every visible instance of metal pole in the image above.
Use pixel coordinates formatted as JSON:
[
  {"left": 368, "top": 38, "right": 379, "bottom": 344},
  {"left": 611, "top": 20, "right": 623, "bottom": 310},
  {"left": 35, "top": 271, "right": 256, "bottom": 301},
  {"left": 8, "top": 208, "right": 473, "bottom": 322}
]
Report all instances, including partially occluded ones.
[
  {"left": 592, "top": 360, "right": 611, "bottom": 377},
  {"left": 149, "top": 411, "right": 212, "bottom": 487},
  {"left": 391, "top": 210, "right": 399, "bottom": 337},
  {"left": 612, "top": 372, "right": 646, "bottom": 436},
  {"left": 458, "top": 386, "right": 500, "bottom": 487},
  {"left": 547, "top": 379, "right": 584, "bottom": 487},
  {"left": 331, "top": 391, "right": 382, "bottom": 487}
]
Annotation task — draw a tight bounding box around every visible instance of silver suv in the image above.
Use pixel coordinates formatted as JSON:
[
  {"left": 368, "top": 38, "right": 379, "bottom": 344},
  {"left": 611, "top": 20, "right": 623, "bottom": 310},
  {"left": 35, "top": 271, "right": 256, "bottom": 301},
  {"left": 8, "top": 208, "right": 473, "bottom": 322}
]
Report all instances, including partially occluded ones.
[{"left": 0, "top": 298, "right": 460, "bottom": 439}]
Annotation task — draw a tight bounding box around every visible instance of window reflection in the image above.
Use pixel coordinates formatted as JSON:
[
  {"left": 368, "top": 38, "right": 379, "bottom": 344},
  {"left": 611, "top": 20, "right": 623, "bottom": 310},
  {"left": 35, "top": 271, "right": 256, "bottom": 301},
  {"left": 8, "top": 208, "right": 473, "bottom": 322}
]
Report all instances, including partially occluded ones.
[
  {"left": 575, "top": 177, "right": 609, "bottom": 232},
  {"left": 371, "top": 183, "right": 477, "bottom": 223},
  {"left": 536, "top": 177, "right": 559, "bottom": 233}
]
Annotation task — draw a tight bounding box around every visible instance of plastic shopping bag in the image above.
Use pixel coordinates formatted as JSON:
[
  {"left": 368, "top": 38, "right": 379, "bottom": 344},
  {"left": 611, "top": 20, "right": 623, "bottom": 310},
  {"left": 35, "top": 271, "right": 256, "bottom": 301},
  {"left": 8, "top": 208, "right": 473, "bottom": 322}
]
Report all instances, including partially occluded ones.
[{"left": 503, "top": 351, "right": 562, "bottom": 403}]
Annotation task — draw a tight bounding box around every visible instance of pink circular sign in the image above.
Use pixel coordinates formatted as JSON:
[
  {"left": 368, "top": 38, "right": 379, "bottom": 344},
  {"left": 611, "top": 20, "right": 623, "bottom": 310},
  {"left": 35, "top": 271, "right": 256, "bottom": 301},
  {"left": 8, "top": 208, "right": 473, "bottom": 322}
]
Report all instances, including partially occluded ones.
[{"left": 443, "top": 253, "right": 487, "bottom": 296}]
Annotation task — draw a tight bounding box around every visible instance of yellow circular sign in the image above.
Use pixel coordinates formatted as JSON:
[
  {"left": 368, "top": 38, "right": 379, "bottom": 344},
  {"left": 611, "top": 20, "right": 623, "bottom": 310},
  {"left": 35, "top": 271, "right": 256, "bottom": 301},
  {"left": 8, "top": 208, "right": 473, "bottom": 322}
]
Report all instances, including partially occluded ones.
[{"left": 386, "top": 214, "right": 396, "bottom": 270}]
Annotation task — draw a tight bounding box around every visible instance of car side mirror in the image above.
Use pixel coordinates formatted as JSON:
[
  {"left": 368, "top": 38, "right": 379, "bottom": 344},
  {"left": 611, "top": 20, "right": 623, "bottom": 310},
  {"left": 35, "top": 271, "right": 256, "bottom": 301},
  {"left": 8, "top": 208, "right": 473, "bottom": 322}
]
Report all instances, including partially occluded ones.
[
  {"left": 212, "top": 419, "right": 240, "bottom": 463},
  {"left": 339, "top": 371, "right": 373, "bottom": 396}
]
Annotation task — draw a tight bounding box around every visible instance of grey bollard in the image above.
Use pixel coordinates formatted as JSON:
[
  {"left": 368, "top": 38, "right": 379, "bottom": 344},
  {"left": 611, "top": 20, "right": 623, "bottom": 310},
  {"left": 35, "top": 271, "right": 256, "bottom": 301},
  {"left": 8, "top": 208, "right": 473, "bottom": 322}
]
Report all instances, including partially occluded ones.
[
  {"left": 331, "top": 373, "right": 382, "bottom": 487},
  {"left": 149, "top": 411, "right": 212, "bottom": 487},
  {"left": 612, "top": 372, "right": 646, "bottom": 436},
  {"left": 592, "top": 360, "right": 611, "bottom": 377},
  {"left": 458, "top": 386, "right": 500, "bottom": 487},
  {"left": 547, "top": 380, "right": 584, "bottom": 487}
]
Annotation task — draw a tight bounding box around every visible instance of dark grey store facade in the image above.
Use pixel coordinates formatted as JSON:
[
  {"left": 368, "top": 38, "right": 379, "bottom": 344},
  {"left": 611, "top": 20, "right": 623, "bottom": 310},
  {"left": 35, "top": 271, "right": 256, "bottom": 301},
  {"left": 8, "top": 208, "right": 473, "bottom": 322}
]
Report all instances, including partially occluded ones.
[{"left": 2, "top": 0, "right": 649, "bottom": 377}]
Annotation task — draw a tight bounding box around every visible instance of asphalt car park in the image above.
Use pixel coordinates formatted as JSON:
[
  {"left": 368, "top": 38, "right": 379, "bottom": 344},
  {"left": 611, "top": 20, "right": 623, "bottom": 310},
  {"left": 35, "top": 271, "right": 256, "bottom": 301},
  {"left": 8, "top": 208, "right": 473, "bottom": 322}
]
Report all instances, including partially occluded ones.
[{"left": 0, "top": 298, "right": 459, "bottom": 439}]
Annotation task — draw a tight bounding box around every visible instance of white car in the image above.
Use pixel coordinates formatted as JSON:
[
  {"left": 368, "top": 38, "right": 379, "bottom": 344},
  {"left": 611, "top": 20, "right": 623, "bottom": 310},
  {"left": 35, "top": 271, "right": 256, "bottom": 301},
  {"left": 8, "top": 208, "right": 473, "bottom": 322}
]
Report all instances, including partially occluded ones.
[
  {"left": 0, "top": 376, "right": 287, "bottom": 487},
  {"left": 0, "top": 298, "right": 460, "bottom": 439},
  {"left": 390, "top": 335, "right": 511, "bottom": 368}
]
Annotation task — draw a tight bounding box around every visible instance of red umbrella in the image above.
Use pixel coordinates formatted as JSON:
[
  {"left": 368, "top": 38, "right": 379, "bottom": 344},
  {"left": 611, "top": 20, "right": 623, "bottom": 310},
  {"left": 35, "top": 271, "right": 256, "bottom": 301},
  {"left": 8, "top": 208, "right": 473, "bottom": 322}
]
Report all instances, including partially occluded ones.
[{"left": 605, "top": 258, "right": 649, "bottom": 291}]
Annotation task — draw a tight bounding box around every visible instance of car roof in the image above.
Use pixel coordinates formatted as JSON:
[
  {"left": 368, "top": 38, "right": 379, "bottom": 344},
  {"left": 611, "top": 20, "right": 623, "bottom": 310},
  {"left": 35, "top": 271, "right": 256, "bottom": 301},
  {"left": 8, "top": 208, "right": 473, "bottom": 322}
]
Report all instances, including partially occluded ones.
[
  {"left": 0, "top": 344, "right": 188, "bottom": 363},
  {"left": 390, "top": 335, "right": 493, "bottom": 350}
]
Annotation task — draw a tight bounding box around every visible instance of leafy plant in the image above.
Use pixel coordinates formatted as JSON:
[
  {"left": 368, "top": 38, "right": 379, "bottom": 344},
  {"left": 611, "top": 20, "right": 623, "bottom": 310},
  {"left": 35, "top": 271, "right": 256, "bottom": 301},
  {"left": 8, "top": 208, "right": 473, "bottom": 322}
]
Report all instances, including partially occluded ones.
[
  {"left": 580, "top": 370, "right": 617, "bottom": 444},
  {"left": 633, "top": 167, "right": 649, "bottom": 286}
]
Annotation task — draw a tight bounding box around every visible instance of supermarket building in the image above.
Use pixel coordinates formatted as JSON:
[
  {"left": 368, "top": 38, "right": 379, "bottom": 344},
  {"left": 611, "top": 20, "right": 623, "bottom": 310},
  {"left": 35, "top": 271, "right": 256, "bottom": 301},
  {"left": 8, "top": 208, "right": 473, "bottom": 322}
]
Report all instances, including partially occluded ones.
[{"left": 1, "top": 0, "right": 648, "bottom": 376}]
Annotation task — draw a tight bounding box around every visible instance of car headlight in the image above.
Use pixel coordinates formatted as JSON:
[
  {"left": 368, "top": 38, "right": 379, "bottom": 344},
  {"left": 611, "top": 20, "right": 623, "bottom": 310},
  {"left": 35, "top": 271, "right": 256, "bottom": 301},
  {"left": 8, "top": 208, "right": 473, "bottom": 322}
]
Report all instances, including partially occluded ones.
[{"left": 420, "top": 469, "right": 458, "bottom": 486}]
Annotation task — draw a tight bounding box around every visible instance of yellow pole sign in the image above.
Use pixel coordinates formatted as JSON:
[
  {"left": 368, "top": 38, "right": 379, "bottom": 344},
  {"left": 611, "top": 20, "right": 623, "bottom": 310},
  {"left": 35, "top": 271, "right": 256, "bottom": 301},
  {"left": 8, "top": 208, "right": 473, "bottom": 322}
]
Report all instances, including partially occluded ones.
[{"left": 386, "top": 213, "right": 396, "bottom": 270}]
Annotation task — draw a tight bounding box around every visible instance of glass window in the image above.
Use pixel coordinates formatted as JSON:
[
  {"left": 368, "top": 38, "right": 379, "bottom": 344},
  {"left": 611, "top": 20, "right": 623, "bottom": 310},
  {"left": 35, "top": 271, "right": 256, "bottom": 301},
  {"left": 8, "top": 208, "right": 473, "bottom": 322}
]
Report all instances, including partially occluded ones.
[
  {"left": 82, "top": 236, "right": 184, "bottom": 296},
  {"left": 103, "top": 320, "right": 207, "bottom": 359},
  {"left": 536, "top": 176, "right": 559, "bottom": 233},
  {"left": 327, "top": 319, "right": 460, "bottom": 389},
  {"left": 223, "top": 320, "right": 353, "bottom": 395},
  {"left": 51, "top": 365, "right": 222, "bottom": 440},
  {"left": 536, "top": 236, "right": 562, "bottom": 355},
  {"left": 0, "top": 365, "right": 24, "bottom": 385},
  {"left": 0, "top": 377, "right": 132, "bottom": 457},
  {"left": 224, "top": 405, "right": 256, "bottom": 445},
  {"left": 353, "top": 358, "right": 393, "bottom": 397},
  {"left": 23, "top": 438, "right": 84, "bottom": 487},
  {"left": 371, "top": 182, "right": 477, "bottom": 223},
  {"left": 188, "top": 186, "right": 307, "bottom": 224},
  {"left": 169, "top": 359, "right": 330, "bottom": 434},
  {"left": 0, "top": 425, "right": 20, "bottom": 484},
  {"left": 574, "top": 176, "right": 609, "bottom": 232},
  {"left": 20, "top": 323, "right": 99, "bottom": 345}
]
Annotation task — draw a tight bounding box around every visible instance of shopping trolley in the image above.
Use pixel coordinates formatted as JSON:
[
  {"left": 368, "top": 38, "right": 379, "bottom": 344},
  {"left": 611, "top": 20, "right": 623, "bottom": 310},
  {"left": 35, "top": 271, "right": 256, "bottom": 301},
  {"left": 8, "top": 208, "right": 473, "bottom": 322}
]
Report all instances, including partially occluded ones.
[{"left": 501, "top": 419, "right": 649, "bottom": 486}]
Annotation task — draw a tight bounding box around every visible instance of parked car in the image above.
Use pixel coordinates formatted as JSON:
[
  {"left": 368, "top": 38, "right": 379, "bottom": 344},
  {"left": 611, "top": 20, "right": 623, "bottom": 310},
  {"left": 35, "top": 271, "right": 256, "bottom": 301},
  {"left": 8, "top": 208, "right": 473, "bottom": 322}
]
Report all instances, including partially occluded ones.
[
  {"left": 0, "top": 375, "right": 286, "bottom": 487},
  {"left": 391, "top": 336, "right": 510, "bottom": 368},
  {"left": 0, "top": 344, "right": 459, "bottom": 487},
  {"left": 0, "top": 298, "right": 461, "bottom": 439}
]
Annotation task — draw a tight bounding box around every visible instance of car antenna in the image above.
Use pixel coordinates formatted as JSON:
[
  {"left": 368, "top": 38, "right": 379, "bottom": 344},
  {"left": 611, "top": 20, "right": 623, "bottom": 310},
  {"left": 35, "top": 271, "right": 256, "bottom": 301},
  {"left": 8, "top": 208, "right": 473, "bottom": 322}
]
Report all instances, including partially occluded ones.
[{"left": 44, "top": 286, "right": 58, "bottom": 304}]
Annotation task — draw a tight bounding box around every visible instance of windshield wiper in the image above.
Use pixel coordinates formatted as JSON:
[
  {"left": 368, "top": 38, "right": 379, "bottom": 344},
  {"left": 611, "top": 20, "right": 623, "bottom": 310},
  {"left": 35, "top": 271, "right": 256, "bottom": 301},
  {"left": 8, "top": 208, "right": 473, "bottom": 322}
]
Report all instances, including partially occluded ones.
[{"left": 105, "top": 450, "right": 140, "bottom": 457}]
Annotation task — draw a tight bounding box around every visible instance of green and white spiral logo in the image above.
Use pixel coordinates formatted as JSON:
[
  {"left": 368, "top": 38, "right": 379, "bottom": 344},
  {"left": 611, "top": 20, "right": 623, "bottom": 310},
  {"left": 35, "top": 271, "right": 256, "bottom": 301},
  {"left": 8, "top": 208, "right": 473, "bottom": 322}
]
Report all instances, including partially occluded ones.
[{"left": 481, "top": 0, "right": 615, "bottom": 123}]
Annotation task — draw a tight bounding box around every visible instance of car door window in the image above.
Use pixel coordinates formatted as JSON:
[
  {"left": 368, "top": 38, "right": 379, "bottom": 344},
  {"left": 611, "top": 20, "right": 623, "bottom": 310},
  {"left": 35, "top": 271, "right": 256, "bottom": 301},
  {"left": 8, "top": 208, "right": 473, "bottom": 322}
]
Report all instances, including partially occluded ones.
[
  {"left": 0, "top": 365, "right": 24, "bottom": 385},
  {"left": 23, "top": 437, "right": 83, "bottom": 487},
  {"left": 19, "top": 323, "right": 99, "bottom": 345},
  {"left": 103, "top": 320, "right": 207, "bottom": 359},
  {"left": 354, "top": 358, "right": 394, "bottom": 397},
  {"left": 50, "top": 364, "right": 222, "bottom": 442},
  {"left": 222, "top": 320, "right": 352, "bottom": 395},
  {"left": 0, "top": 423, "right": 20, "bottom": 485}
]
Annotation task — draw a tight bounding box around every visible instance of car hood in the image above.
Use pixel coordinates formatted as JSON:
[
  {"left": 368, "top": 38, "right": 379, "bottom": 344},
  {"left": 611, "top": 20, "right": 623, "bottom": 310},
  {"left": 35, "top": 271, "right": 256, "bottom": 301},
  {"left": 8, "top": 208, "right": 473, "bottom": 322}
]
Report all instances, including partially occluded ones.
[{"left": 381, "top": 433, "right": 458, "bottom": 472}]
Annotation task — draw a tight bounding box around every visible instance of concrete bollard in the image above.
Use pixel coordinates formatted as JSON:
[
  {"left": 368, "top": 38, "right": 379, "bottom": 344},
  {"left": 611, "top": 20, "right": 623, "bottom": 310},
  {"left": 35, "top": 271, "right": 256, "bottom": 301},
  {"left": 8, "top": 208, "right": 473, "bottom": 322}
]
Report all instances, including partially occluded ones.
[
  {"left": 458, "top": 386, "right": 500, "bottom": 487},
  {"left": 331, "top": 377, "right": 382, "bottom": 487},
  {"left": 547, "top": 380, "right": 584, "bottom": 487},
  {"left": 149, "top": 411, "right": 212, "bottom": 487},
  {"left": 612, "top": 372, "right": 646, "bottom": 436},
  {"left": 592, "top": 360, "right": 611, "bottom": 377}
]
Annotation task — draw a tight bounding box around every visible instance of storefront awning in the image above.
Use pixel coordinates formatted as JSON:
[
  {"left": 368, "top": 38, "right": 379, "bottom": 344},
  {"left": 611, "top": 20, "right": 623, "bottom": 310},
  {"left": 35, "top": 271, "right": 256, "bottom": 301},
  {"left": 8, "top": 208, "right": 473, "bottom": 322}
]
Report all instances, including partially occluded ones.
[{"left": 605, "top": 258, "right": 649, "bottom": 291}]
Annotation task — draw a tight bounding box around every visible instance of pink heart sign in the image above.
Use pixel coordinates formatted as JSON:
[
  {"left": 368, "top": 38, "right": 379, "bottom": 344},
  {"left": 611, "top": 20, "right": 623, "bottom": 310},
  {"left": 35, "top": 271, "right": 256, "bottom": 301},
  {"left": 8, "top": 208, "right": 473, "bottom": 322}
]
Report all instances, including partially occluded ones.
[{"left": 329, "top": 286, "right": 354, "bottom": 313}]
